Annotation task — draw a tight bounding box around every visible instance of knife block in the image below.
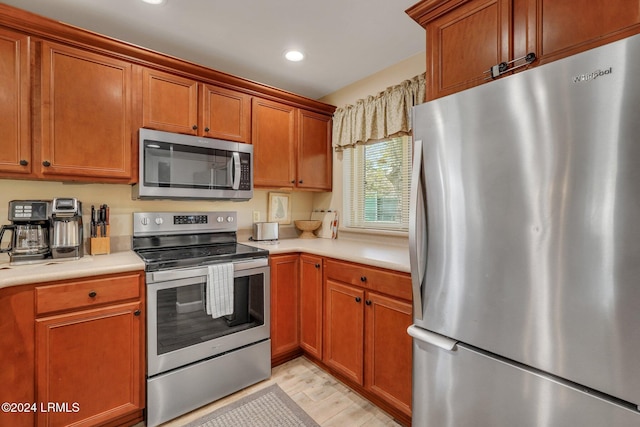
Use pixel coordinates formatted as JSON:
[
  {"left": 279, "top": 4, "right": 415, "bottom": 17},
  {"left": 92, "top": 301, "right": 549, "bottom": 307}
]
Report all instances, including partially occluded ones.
[{"left": 90, "top": 225, "right": 110, "bottom": 255}]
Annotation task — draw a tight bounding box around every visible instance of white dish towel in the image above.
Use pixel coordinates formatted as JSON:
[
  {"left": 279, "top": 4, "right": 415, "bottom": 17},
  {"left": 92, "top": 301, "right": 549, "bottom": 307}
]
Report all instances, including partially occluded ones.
[{"left": 206, "top": 263, "right": 234, "bottom": 318}]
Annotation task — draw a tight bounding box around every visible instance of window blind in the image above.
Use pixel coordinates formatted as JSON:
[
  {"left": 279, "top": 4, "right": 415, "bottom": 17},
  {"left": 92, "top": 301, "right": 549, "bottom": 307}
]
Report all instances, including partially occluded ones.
[{"left": 343, "top": 136, "right": 412, "bottom": 231}]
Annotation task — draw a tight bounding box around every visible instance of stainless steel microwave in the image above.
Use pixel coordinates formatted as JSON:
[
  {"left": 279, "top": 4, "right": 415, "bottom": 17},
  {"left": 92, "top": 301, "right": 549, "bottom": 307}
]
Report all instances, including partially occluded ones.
[{"left": 133, "top": 129, "right": 253, "bottom": 200}]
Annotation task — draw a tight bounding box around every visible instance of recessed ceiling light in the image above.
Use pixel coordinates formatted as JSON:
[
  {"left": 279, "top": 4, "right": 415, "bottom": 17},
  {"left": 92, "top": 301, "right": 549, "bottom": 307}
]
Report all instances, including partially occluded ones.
[
  {"left": 284, "top": 50, "right": 305, "bottom": 62},
  {"left": 141, "top": 0, "right": 166, "bottom": 5}
]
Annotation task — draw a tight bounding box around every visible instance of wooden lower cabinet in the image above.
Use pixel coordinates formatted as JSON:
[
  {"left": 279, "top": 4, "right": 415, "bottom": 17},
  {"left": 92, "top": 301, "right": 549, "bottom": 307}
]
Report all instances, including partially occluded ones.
[
  {"left": 299, "top": 254, "right": 324, "bottom": 359},
  {"left": 323, "top": 280, "right": 365, "bottom": 384},
  {"left": 324, "top": 259, "right": 413, "bottom": 424},
  {"left": 270, "top": 254, "right": 300, "bottom": 364},
  {"left": 365, "top": 292, "right": 413, "bottom": 418},
  {"left": 0, "top": 271, "right": 145, "bottom": 427},
  {"left": 35, "top": 302, "right": 143, "bottom": 427}
]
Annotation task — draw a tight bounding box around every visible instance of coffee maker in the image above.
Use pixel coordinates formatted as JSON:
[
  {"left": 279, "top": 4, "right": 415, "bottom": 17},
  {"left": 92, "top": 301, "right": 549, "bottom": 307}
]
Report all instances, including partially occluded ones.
[
  {"left": 51, "top": 198, "right": 84, "bottom": 260},
  {"left": 0, "top": 200, "right": 52, "bottom": 264}
]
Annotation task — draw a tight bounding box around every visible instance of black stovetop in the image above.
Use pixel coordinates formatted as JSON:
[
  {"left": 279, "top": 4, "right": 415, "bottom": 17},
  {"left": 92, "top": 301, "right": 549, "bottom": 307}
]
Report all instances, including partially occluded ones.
[{"left": 134, "top": 242, "right": 268, "bottom": 272}]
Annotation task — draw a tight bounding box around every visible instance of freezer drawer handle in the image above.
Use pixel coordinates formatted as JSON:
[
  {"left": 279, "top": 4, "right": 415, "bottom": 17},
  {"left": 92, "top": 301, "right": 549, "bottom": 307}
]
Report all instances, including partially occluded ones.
[{"left": 407, "top": 325, "right": 457, "bottom": 351}]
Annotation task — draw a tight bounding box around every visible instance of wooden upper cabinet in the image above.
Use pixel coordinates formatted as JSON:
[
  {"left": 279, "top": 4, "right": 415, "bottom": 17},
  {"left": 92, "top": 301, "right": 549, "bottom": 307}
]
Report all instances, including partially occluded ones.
[
  {"left": 534, "top": 0, "right": 640, "bottom": 64},
  {"left": 39, "top": 42, "right": 133, "bottom": 181},
  {"left": 0, "top": 29, "right": 31, "bottom": 177},
  {"left": 252, "top": 97, "right": 333, "bottom": 191},
  {"left": 201, "top": 84, "right": 251, "bottom": 143},
  {"left": 297, "top": 110, "right": 332, "bottom": 191},
  {"left": 140, "top": 68, "right": 252, "bottom": 143},
  {"left": 409, "top": 0, "right": 513, "bottom": 100},
  {"left": 141, "top": 67, "right": 199, "bottom": 135},
  {"left": 252, "top": 97, "right": 297, "bottom": 188},
  {"left": 408, "top": 0, "right": 640, "bottom": 99}
]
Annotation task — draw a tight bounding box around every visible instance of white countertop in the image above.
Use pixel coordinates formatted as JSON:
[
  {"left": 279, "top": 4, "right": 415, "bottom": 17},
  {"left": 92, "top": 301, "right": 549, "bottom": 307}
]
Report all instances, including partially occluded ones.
[
  {"left": 0, "top": 237, "right": 409, "bottom": 290},
  {"left": 0, "top": 251, "right": 145, "bottom": 290},
  {"left": 244, "top": 237, "right": 410, "bottom": 273}
]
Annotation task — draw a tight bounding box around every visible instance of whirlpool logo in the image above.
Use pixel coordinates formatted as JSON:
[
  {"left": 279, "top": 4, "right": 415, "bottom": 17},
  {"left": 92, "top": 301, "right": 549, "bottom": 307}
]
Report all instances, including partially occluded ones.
[{"left": 573, "top": 67, "right": 612, "bottom": 83}]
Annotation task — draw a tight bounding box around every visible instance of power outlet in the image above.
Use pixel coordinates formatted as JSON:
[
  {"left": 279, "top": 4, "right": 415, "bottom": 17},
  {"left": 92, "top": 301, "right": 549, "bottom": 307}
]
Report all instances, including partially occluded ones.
[{"left": 252, "top": 211, "right": 260, "bottom": 223}]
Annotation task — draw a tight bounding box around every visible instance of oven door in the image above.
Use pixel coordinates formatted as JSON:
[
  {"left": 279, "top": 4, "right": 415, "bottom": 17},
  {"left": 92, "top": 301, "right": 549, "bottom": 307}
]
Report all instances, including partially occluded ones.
[{"left": 146, "top": 258, "right": 270, "bottom": 377}]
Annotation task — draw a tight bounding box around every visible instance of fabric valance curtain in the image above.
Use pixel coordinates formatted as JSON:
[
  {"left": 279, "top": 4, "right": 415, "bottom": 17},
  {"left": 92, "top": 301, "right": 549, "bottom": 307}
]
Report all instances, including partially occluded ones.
[{"left": 332, "top": 73, "right": 426, "bottom": 151}]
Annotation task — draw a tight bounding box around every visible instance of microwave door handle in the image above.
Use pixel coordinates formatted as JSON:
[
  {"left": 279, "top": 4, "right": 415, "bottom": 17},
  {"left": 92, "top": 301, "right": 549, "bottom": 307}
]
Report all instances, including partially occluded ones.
[{"left": 231, "top": 152, "right": 241, "bottom": 190}]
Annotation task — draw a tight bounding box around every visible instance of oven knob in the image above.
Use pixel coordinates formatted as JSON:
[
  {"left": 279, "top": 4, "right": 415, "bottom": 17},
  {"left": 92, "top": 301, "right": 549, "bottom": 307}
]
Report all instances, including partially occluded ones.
[
  {"left": 155, "top": 217, "right": 164, "bottom": 225},
  {"left": 141, "top": 217, "right": 149, "bottom": 226},
  {"left": 227, "top": 216, "right": 234, "bottom": 223},
  {"left": 216, "top": 216, "right": 224, "bottom": 223}
]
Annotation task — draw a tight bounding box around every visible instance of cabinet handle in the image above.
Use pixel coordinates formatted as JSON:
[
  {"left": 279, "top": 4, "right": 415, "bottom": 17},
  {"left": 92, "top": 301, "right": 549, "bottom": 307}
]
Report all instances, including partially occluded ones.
[
  {"left": 355, "top": 297, "right": 361, "bottom": 303},
  {"left": 88, "top": 291, "right": 97, "bottom": 298},
  {"left": 204, "top": 127, "right": 210, "bottom": 132},
  {"left": 42, "top": 160, "right": 51, "bottom": 167},
  {"left": 291, "top": 180, "right": 296, "bottom": 184},
  {"left": 134, "top": 310, "right": 141, "bottom": 316},
  {"left": 19, "top": 159, "right": 28, "bottom": 166},
  {"left": 192, "top": 125, "right": 198, "bottom": 130},
  {"left": 360, "top": 276, "right": 367, "bottom": 282},
  {"left": 315, "top": 263, "right": 320, "bottom": 268},
  {"left": 365, "top": 300, "right": 372, "bottom": 306},
  {"left": 298, "top": 180, "right": 303, "bottom": 184}
]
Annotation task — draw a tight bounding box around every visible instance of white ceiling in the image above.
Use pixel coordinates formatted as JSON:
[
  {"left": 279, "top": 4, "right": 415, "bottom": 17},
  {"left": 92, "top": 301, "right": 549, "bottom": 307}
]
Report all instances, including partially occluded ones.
[{"left": 4, "top": 0, "right": 425, "bottom": 100}]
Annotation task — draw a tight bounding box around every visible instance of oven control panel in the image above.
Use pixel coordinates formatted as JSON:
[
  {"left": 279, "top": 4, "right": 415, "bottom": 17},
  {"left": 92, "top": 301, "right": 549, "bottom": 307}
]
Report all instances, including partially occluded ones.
[{"left": 133, "top": 211, "right": 237, "bottom": 236}]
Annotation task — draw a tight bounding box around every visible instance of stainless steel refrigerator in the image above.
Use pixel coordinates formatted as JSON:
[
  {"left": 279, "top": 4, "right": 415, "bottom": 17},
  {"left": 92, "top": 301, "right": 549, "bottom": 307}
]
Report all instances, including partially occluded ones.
[{"left": 409, "top": 34, "right": 640, "bottom": 426}]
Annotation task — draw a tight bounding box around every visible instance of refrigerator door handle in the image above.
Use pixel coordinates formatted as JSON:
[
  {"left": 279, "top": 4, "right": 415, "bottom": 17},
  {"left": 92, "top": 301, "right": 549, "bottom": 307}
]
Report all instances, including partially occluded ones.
[
  {"left": 408, "top": 325, "right": 457, "bottom": 351},
  {"left": 409, "top": 138, "right": 427, "bottom": 320}
]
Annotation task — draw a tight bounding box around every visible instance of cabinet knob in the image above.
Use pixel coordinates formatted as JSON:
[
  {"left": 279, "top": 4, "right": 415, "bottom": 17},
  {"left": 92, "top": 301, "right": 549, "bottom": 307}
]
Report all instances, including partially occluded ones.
[
  {"left": 19, "top": 159, "right": 28, "bottom": 166},
  {"left": 204, "top": 127, "right": 210, "bottom": 132},
  {"left": 315, "top": 263, "right": 320, "bottom": 268},
  {"left": 134, "top": 310, "right": 141, "bottom": 316},
  {"left": 42, "top": 160, "right": 51, "bottom": 167},
  {"left": 355, "top": 297, "right": 361, "bottom": 303},
  {"left": 291, "top": 180, "right": 296, "bottom": 184},
  {"left": 88, "top": 291, "right": 97, "bottom": 298},
  {"left": 298, "top": 180, "right": 303, "bottom": 184},
  {"left": 192, "top": 125, "right": 198, "bottom": 130},
  {"left": 360, "top": 276, "right": 367, "bottom": 282},
  {"left": 365, "top": 300, "right": 372, "bottom": 306}
]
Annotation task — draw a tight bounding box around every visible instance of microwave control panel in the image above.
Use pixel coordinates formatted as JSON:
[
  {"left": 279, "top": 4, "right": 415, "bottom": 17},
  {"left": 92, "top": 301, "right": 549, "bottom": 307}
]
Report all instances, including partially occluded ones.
[{"left": 239, "top": 153, "right": 251, "bottom": 190}]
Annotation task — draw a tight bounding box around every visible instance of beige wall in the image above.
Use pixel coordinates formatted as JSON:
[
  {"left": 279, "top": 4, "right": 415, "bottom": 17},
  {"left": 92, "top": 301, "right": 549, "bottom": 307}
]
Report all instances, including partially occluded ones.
[
  {"left": 0, "top": 180, "right": 313, "bottom": 249},
  {"left": 313, "top": 52, "right": 425, "bottom": 224}
]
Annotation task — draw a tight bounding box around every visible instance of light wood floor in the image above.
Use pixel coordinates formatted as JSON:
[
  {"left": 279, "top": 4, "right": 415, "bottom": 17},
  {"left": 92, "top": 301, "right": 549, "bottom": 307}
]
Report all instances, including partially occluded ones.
[{"left": 154, "top": 356, "right": 403, "bottom": 426}]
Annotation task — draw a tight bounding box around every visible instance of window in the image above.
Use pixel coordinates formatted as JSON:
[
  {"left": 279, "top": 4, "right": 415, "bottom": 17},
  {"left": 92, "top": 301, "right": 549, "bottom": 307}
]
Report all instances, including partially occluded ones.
[{"left": 343, "top": 135, "right": 412, "bottom": 231}]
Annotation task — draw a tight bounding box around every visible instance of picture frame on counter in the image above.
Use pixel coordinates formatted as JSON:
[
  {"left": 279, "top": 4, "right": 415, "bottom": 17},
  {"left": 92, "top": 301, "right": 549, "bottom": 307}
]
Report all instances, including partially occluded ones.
[{"left": 268, "top": 192, "right": 292, "bottom": 224}]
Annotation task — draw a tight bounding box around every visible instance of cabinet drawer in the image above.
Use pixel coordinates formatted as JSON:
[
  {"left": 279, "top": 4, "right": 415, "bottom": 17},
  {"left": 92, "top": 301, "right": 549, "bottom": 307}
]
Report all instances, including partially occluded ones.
[
  {"left": 35, "top": 273, "right": 141, "bottom": 315},
  {"left": 325, "top": 259, "right": 412, "bottom": 301}
]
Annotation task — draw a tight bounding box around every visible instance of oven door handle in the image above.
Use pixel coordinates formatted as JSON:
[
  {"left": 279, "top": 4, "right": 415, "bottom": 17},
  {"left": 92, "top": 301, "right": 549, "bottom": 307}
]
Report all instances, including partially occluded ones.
[
  {"left": 231, "top": 152, "right": 241, "bottom": 190},
  {"left": 148, "top": 258, "right": 269, "bottom": 283}
]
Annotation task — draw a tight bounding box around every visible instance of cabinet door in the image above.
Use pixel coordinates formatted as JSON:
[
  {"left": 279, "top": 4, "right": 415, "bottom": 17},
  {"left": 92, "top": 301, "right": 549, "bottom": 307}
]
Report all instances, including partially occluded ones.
[
  {"left": 536, "top": 0, "right": 640, "bottom": 63},
  {"left": 0, "top": 286, "right": 35, "bottom": 427},
  {"left": 0, "top": 29, "right": 31, "bottom": 176},
  {"left": 299, "top": 254, "right": 323, "bottom": 359},
  {"left": 297, "top": 110, "right": 332, "bottom": 191},
  {"left": 365, "top": 292, "right": 413, "bottom": 418},
  {"left": 424, "top": 0, "right": 512, "bottom": 100},
  {"left": 252, "top": 98, "right": 296, "bottom": 188},
  {"left": 142, "top": 67, "right": 199, "bottom": 135},
  {"left": 35, "top": 301, "right": 143, "bottom": 427},
  {"left": 323, "top": 279, "right": 365, "bottom": 385},
  {"left": 201, "top": 84, "right": 251, "bottom": 143},
  {"left": 40, "top": 42, "right": 133, "bottom": 181},
  {"left": 270, "top": 254, "right": 300, "bottom": 361}
]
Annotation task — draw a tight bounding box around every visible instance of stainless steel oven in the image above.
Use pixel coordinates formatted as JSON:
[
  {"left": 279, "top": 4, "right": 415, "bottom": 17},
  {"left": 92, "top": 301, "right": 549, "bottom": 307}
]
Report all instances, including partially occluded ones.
[{"left": 133, "top": 212, "right": 270, "bottom": 427}]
